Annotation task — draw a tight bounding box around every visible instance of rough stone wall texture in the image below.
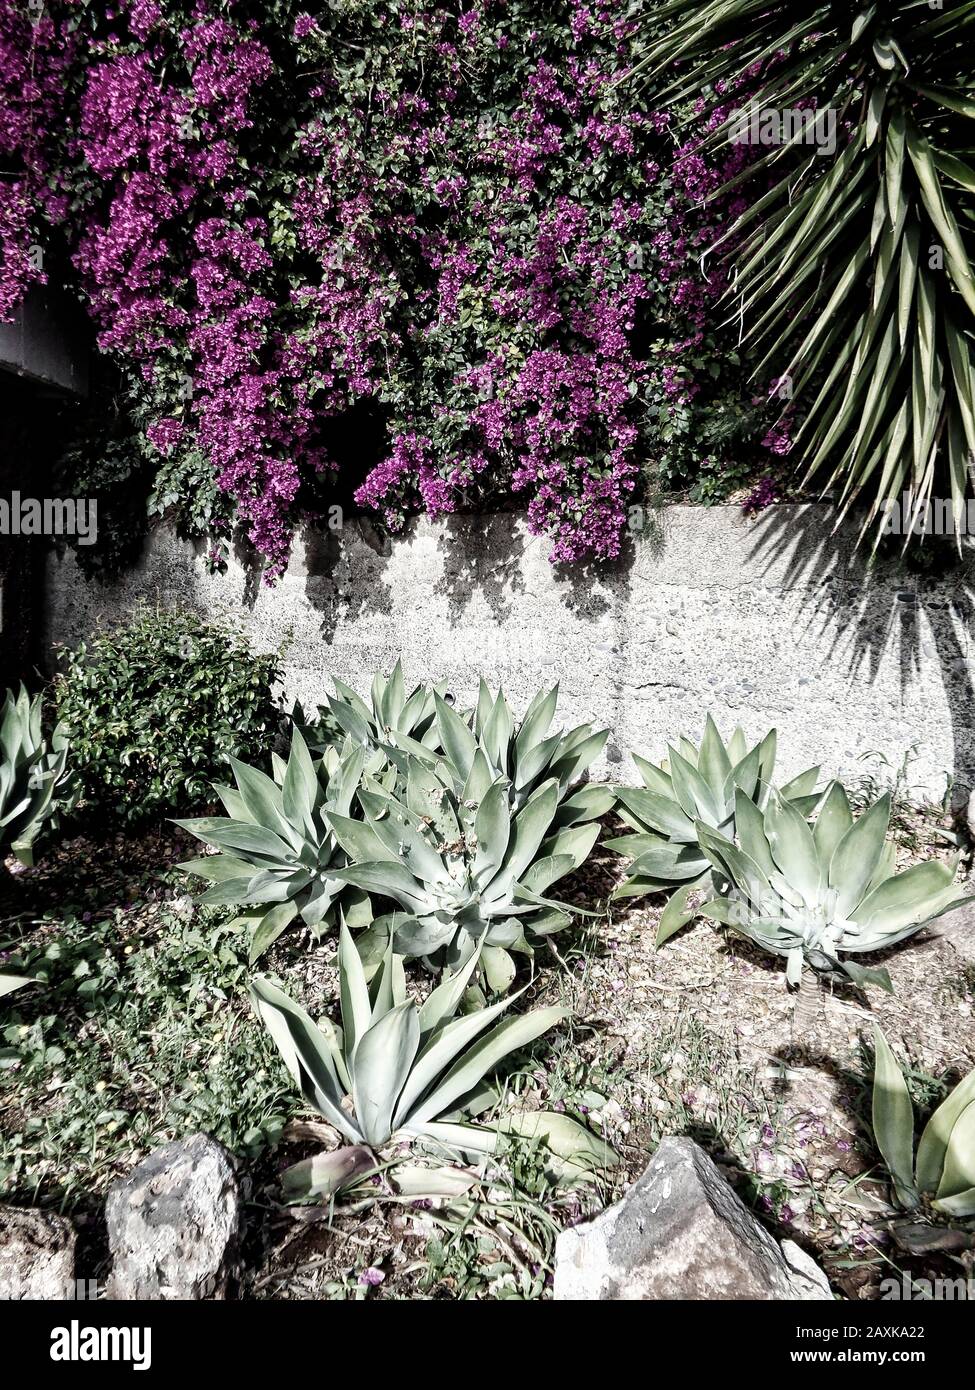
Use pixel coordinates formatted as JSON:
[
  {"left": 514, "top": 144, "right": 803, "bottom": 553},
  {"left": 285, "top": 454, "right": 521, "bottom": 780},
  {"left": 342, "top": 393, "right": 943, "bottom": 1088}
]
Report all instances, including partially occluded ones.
[{"left": 42, "top": 505, "right": 975, "bottom": 798}]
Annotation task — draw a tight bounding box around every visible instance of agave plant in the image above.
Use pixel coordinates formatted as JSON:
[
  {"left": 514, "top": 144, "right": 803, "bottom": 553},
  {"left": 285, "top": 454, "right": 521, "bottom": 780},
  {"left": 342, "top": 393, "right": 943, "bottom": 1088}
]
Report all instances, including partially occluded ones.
[
  {"left": 0, "top": 971, "right": 33, "bottom": 1000},
  {"left": 634, "top": 2, "right": 975, "bottom": 543},
  {"left": 696, "top": 783, "right": 966, "bottom": 990},
  {"left": 175, "top": 727, "right": 372, "bottom": 963},
  {"left": 391, "top": 682, "right": 614, "bottom": 827},
  {"left": 328, "top": 753, "right": 599, "bottom": 988},
  {"left": 1, "top": 686, "right": 75, "bottom": 867},
  {"left": 250, "top": 927, "right": 567, "bottom": 1190},
  {"left": 607, "top": 718, "right": 819, "bottom": 943},
  {"left": 872, "top": 1027, "right": 975, "bottom": 1219},
  {"left": 323, "top": 660, "right": 443, "bottom": 754}
]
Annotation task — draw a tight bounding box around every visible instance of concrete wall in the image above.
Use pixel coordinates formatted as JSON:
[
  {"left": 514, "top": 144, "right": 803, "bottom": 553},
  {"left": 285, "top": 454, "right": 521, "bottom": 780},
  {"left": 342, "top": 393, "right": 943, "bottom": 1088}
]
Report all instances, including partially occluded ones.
[
  {"left": 0, "top": 286, "right": 89, "bottom": 396},
  {"left": 42, "top": 506, "right": 975, "bottom": 799}
]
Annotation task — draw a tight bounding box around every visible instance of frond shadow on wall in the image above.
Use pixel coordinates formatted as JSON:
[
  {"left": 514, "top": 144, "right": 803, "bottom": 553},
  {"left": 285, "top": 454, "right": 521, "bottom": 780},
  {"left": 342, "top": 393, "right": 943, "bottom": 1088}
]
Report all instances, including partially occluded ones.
[{"left": 743, "top": 505, "right": 975, "bottom": 798}]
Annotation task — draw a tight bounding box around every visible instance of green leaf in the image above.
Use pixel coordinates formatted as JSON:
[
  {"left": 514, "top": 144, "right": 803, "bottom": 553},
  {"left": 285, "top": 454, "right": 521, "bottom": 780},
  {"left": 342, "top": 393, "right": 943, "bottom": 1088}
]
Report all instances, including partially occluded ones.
[
  {"left": 410, "top": 1006, "right": 565, "bottom": 1125},
  {"left": 282, "top": 725, "right": 319, "bottom": 839},
  {"left": 352, "top": 1002, "right": 420, "bottom": 1148},
  {"left": 248, "top": 900, "right": 299, "bottom": 964},
  {"left": 829, "top": 795, "right": 891, "bottom": 917},
  {"left": 249, "top": 976, "right": 359, "bottom": 1142},
  {"left": 936, "top": 1099, "right": 975, "bottom": 1202},
  {"left": 916, "top": 1066, "right": 975, "bottom": 1195},
  {"left": 481, "top": 944, "right": 516, "bottom": 994},
  {"left": 497, "top": 1110, "right": 619, "bottom": 1172},
  {"left": 0, "top": 972, "right": 33, "bottom": 998},
  {"left": 472, "top": 778, "right": 511, "bottom": 880},
  {"left": 280, "top": 1146, "right": 376, "bottom": 1201},
  {"left": 338, "top": 922, "right": 372, "bottom": 1055},
  {"left": 872, "top": 1027, "right": 919, "bottom": 1210},
  {"left": 656, "top": 882, "right": 700, "bottom": 948},
  {"left": 812, "top": 781, "right": 853, "bottom": 864},
  {"left": 435, "top": 694, "right": 477, "bottom": 776},
  {"left": 849, "top": 858, "right": 964, "bottom": 935}
]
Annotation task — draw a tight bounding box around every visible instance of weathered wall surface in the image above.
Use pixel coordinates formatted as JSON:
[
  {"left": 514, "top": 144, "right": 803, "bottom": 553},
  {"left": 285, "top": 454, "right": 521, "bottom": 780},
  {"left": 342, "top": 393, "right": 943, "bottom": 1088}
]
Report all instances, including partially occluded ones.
[{"left": 42, "top": 505, "right": 975, "bottom": 798}]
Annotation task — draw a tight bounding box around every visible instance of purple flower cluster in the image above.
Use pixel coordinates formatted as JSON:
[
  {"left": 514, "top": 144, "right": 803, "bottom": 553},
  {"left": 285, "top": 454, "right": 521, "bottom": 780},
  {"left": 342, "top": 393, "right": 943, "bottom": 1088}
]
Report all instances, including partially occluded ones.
[
  {"left": 0, "top": 2, "right": 72, "bottom": 317},
  {"left": 1, "top": 0, "right": 766, "bottom": 575}
]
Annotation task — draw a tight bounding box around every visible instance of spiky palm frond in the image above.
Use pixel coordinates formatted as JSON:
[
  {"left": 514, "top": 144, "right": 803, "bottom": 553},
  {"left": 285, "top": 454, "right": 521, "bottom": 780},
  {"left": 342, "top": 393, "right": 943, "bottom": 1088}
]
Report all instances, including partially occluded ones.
[{"left": 633, "top": 1, "right": 975, "bottom": 543}]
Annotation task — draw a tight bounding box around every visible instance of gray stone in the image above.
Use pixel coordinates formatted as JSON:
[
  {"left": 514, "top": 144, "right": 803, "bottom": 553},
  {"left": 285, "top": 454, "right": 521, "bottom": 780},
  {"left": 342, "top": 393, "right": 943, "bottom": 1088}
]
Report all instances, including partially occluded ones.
[
  {"left": 553, "top": 1137, "right": 832, "bottom": 1301},
  {"left": 42, "top": 507, "right": 975, "bottom": 799},
  {"left": 106, "top": 1133, "right": 240, "bottom": 1300},
  {"left": 0, "top": 1204, "right": 76, "bottom": 1299},
  {"left": 967, "top": 788, "right": 975, "bottom": 846}
]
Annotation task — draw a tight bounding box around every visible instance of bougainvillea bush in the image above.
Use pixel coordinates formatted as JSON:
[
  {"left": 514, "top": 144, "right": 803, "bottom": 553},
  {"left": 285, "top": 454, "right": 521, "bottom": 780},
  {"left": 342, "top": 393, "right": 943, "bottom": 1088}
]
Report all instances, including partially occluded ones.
[{"left": 2, "top": 0, "right": 767, "bottom": 578}]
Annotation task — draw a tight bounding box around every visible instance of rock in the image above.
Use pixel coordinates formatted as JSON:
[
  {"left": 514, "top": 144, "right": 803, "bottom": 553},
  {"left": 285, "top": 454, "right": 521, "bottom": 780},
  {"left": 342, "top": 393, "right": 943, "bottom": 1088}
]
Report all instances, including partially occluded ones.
[
  {"left": 928, "top": 897, "right": 975, "bottom": 965},
  {"left": 967, "top": 788, "right": 975, "bottom": 842},
  {"left": 0, "top": 1204, "right": 76, "bottom": 1299},
  {"left": 554, "top": 1137, "right": 832, "bottom": 1301},
  {"left": 106, "top": 1133, "right": 240, "bottom": 1299}
]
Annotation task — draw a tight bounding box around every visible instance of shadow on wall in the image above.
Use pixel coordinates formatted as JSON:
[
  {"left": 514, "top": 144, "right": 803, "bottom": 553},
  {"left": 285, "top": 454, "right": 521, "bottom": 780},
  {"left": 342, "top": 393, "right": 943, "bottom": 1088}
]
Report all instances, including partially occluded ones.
[{"left": 744, "top": 505, "right": 975, "bottom": 799}]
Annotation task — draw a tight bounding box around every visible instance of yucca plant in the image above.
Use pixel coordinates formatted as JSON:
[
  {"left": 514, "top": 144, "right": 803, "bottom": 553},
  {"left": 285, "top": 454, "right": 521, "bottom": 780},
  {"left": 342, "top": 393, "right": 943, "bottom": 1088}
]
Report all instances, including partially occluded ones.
[
  {"left": 175, "top": 727, "right": 373, "bottom": 963},
  {"left": 696, "top": 783, "right": 966, "bottom": 990},
  {"left": 872, "top": 1027, "right": 975, "bottom": 1219},
  {"left": 607, "top": 718, "right": 819, "bottom": 943},
  {"left": 329, "top": 753, "right": 599, "bottom": 988},
  {"left": 391, "top": 682, "right": 614, "bottom": 827},
  {"left": 634, "top": 2, "right": 975, "bottom": 542},
  {"left": 249, "top": 927, "right": 570, "bottom": 1193},
  {"left": 1, "top": 686, "right": 75, "bottom": 868}
]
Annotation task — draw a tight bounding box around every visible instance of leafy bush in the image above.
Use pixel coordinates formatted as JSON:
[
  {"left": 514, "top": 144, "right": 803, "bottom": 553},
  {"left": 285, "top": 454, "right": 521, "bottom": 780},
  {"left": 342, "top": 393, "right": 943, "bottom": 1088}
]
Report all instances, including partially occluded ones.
[{"left": 54, "top": 609, "right": 282, "bottom": 826}]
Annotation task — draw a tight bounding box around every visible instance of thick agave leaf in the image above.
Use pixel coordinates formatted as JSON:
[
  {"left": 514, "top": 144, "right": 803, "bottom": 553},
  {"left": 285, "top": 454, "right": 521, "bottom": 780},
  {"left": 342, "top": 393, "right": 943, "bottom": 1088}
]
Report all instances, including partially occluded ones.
[
  {"left": 281, "top": 1146, "right": 377, "bottom": 1201},
  {"left": 406, "top": 1006, "right": 566, "bottom": 1127},
  {"left": 497, "top": 1110, "right": 619, "bottom": 1177},
  {"left": 848, "top": 858, "right": 967, "bottom": 936},
  {"left": 916, "top": 1066, "right": 975, "bottom": 1196},
  {"left": 872, "top": 1027, "right": 920, "bottom": 1210},
  {"left": 935, "top": 1100, "right": 975, "bottom": 1204},
  {"left": 828, "top": 795, "right": 891, "bottom": 918},
  {"left": 0, "top": 971, "right": 34, "bottom": 999},
  {"left": 250, "top": 974, "right": 362, "bottom": 1143}
]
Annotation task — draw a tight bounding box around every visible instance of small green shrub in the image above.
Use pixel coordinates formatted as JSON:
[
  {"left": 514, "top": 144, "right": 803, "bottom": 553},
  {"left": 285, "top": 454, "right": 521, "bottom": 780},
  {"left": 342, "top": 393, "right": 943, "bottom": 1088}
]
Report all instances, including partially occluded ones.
[{"left": 54, "top": 608, "right": 282, "bottom": 827}]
